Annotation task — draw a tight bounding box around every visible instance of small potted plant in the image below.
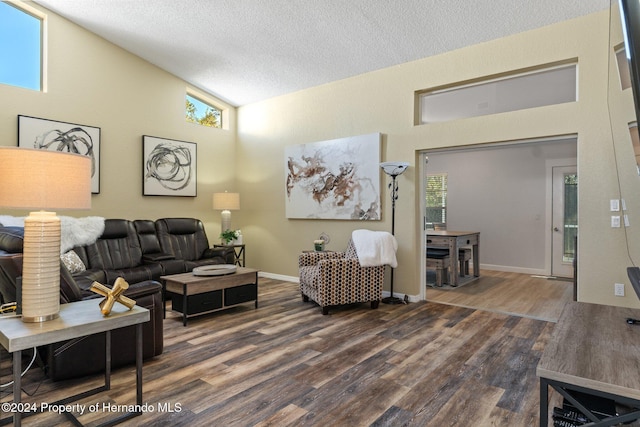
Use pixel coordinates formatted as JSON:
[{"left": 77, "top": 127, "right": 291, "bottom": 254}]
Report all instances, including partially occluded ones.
[
  {"left": 314, "top": 239, "right": 325, "bottom": 251},
  {"left": 220, "top": 229, "right": 239, "bottom": 245}
]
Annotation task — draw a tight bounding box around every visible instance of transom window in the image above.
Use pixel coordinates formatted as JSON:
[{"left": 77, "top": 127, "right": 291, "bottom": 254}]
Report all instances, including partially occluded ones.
[
  {"left": 0, "top": 1, "right": 42, "bottom": 91},
  {"left": 186, "top": 93, "right": 222, "bottom": 129},
  {"left": 417, "top": 62, "right": 577, "bottom": 124}
]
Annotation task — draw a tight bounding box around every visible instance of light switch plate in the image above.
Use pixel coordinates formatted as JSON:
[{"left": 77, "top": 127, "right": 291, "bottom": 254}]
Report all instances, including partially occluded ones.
[
  {"left": 612, "top": 216, "right": 621, "bottom": 228},
  {"left": 615, "top": 283, "right": 625, "bottom": 297},
  {"left": 611, "top": 199, "right": 620, "bottom": 212}
]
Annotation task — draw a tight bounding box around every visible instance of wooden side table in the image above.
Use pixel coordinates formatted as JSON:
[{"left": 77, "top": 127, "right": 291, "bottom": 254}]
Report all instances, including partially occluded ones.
[
  {"left": 214, "top": 244, "right": 245, "bottom": 266},
  {"left": 0, "top": 300, "right": 149, "bottom": 427},
  {"left": 426, "top": 230, "right": 480, "bottom": 286}
]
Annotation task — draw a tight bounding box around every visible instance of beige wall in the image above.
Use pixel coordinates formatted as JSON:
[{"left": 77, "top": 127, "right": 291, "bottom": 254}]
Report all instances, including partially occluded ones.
[
  {"left": 0, "top": 3, "right": 238, "bottom": 241},
  {"left": 3, "top": 5, "right": 638, "bottom": 307},
  {"left": 606, "top": 3, "right": 640, "bottom": 306},
  {"left": 238, "top": 10, "right": 640, "bottom": 308}
]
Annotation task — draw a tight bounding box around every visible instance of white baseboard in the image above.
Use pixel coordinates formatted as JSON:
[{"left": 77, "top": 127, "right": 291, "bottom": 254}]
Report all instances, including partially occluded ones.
[{"left": 478, "top": 263, "right": 548, "bottom": 276}]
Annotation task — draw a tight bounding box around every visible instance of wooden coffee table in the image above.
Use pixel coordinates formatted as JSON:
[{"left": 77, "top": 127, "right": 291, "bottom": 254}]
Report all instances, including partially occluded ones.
[{"left": 161, "top": 267, "right": 259, "bottom": 326}]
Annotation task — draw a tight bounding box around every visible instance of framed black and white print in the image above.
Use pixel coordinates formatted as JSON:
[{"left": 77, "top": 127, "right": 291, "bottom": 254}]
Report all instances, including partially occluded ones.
[
  {"left": 143, "top": 135, "right": 197, "bottom": 197},
  {"left": 18, "top": 115, "right": 101, "bottom": 194}
]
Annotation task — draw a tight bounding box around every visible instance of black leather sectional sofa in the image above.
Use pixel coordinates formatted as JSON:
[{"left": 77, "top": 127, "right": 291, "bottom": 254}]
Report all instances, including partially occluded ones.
[{"left": 0, "top": 217, "right": 234, "bottom": 380}]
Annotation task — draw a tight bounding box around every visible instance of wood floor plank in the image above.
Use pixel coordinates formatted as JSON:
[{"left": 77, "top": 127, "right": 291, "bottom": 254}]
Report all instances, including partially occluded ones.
[
  {"left": 199, "top": 373, "right": 314, "bottom": 425},
  {"left": 294, "top": 334, "right": 396, "bottom": 388},
  {"left": 291, "top": 346, "right": 399, "bottom": 419},
  {"left": 252, "top": 403, "right": 309, "bottom": 427},
  {"left": 427, "top": 270, "right": 573, "bottom": 322},
  {"left": 381, "top": 309, "right": 507, "bottom": 388},
  {"left": 428, "top": 379, "right": 505, "bottom": 426},
  {"left": 308, "top": 376, "right": 410, "bottom": 426},
  {"left": 0, "top": 272, "right": 567, "bottom": 426}
]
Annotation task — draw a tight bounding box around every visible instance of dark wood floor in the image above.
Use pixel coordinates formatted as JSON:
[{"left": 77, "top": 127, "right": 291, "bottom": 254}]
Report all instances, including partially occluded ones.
[{"left": 1, "top": 277, "right": 557, "bottom": 426}]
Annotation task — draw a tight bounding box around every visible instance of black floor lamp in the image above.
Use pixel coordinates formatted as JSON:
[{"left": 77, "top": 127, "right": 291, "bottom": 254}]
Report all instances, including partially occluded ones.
[{"left": 380, "top": 161, "right": 409, "bottom": 304}]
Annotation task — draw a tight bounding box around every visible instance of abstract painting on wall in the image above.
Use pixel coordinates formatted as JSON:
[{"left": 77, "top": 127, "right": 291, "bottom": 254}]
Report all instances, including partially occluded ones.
[
  {"left": 143, "top": 135, "right": 197, "bottom": 197},
  {"left": 285, "top": 133, "right": 381, "bottom": 220},
  {"left": 18, "top": 115, "right": 101, "bottom": 194}
]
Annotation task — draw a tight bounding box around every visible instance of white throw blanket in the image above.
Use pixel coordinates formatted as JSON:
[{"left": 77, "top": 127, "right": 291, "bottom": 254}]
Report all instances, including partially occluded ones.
[
  {"left": 0, "top": 215, "right": 105, "bottom": 254},
  {"left": 351, "top": 229, "right": 398, "bottom": 268}
]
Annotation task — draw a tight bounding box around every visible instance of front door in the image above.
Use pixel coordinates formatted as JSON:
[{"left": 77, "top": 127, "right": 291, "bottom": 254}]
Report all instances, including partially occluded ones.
[{"left": 551, "top": 166, "right": 577, "bottom": 278}]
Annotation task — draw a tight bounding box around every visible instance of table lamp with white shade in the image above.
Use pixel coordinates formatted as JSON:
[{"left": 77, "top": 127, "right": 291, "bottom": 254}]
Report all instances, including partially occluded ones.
[
  {"left": 213, "top": 191, "right": 240, "bottom": 234},
  {"left": 0, "top": 147, "right": 91, "bottom": 322}
]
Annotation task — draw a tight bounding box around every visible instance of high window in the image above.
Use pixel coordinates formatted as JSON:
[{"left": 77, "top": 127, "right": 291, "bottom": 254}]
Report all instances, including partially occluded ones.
[
  {"left": 186, "top": 93, "right": 222, "bottom": 129},
  {"left": 417, "top": 62, "right": 577, "bottom": 124},
  {"left": 425, "top": 174, "right": 447, "bottom": 229},
  {"left": 0, "top": 1, "right": 43, "bottom": 91},
  {"left": 616, "top": 46, "right": 632, "bottom": 90}
]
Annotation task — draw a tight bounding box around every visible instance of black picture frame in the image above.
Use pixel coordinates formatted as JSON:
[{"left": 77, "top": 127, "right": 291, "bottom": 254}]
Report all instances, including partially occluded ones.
[
  {"left": 18, "top": 115, "right": 101, "bottom": 194},
  {"left": 142, "top": 135, "right": 197, "bottom": 197}
]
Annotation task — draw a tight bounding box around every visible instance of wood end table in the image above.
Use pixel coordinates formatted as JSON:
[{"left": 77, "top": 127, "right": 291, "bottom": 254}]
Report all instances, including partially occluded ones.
[{"left": 0, "top": 300, "right": 149, "bottom": 426}]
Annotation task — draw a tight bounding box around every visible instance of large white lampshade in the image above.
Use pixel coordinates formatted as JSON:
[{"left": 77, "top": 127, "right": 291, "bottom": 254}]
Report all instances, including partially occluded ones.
[
  {"left": 0, "top": 147, "right": 91, "bottom": 322},
  {"left": 213, "top": 191, "right": 240, "bottom": 234}
]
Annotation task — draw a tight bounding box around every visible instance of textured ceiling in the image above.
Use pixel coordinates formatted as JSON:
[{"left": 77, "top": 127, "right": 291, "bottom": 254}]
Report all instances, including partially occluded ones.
[{"left": 35, "top": 0, "right": 609, "bottom": 106}]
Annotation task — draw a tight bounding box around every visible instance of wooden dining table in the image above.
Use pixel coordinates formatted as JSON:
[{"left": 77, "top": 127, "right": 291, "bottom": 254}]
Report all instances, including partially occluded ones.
[{"left": 426, "top": 230, "right": 480, "bottom": 286}]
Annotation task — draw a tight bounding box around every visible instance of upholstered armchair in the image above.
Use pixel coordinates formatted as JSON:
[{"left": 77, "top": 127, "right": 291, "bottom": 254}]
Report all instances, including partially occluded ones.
[{"left": 298, "top": 238, "right": 386, "bottom": 315}]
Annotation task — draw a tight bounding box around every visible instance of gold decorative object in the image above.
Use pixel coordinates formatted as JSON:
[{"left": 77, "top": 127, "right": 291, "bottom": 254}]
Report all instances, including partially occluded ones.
[{"left": 90, "top": 277, "right": 136, "bottom": 315}]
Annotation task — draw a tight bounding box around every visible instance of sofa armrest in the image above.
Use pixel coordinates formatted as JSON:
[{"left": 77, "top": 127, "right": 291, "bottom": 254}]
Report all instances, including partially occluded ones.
[
  {"left": 202, "top": 246, "right": 234, "bottom": 262},
  {"left": 298, "top": 251, "right": 344, "bottom": 268},
  {"left": 0, "top": 254, "right": 22, "bottom": 304},
  {"left": 316, "top": 259, "right": 384, "bottom": 303},
  {"left": 122, "top": 279, "right": 162, "bottom": 300},
  {"left": 318, "top": 257, "right": 380, "bottom": 273}
]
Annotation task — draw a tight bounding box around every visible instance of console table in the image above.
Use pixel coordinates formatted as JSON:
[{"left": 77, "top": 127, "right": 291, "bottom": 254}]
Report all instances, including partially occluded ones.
[
  {"left": 537, "top": 302, "right": 640, "bottom": 426},
  {"left": 426, "top": 230, "right": 480, "bottom": 286},
  {"left": 0, "top": 300, "right": 149, "bottom": 427}
]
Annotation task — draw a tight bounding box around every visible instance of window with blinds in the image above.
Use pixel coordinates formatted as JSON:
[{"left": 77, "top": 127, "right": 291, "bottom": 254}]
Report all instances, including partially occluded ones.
[{"left": 426, "top": 173, "right": 447, "bottom": 229}]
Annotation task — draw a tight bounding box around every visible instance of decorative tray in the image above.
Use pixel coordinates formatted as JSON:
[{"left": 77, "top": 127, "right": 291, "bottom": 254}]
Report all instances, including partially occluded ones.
[{"left": 192, "top": 264, "right": 237, "bottom": 276}]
